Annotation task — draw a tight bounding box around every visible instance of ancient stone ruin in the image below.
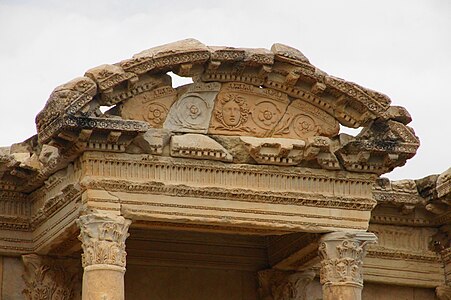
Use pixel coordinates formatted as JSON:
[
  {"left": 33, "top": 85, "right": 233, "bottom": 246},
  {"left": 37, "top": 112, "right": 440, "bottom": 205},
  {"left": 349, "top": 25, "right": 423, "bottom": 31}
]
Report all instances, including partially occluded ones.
[{"left": 0, "top": 39, "right": 449, "bottom": 299}]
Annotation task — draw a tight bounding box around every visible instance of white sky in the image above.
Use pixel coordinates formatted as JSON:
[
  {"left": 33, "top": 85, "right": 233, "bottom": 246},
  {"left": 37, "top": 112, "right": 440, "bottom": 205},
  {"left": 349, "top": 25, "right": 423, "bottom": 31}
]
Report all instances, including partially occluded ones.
[{"left": 1, "top": 0, "right": 450, "bottom": 180}]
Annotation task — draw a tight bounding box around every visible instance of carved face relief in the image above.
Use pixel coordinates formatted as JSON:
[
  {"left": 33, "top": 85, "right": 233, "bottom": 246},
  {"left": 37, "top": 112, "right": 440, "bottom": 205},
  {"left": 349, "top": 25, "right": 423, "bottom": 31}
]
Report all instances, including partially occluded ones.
[
  {"left": 222, "top": 99, "right": 241, "bottom": 126},
  {"left": 209, "top": 82, "right": 289, "bottom": 137},
  {"left": 214, "top": 93, "right": 249, "bottom": 129}
]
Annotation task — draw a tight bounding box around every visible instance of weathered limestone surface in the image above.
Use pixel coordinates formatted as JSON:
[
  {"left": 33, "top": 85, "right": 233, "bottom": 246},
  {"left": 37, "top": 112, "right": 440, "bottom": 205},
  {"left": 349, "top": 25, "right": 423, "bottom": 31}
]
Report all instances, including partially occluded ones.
[
  {"left": 0, "top": 40, "right": 446, "bottom": 300},
  {"left": 22, "top": 254, "right": 81, "bottom": 300},
  {"left": 77, "top": 212, "right": 131, "bottom": 300},
  {"left": 319, "top": 231, "right": 377, "bottom": 300},
  {"left": 2, "top": 257, "right": 26, "bottom": 300}
]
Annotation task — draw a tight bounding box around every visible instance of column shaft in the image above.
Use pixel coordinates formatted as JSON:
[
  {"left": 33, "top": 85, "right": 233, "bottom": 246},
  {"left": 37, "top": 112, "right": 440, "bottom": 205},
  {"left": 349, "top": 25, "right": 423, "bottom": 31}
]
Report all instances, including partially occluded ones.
[{"left": 77, "top": 212, "right": 131, "bottom": 300}]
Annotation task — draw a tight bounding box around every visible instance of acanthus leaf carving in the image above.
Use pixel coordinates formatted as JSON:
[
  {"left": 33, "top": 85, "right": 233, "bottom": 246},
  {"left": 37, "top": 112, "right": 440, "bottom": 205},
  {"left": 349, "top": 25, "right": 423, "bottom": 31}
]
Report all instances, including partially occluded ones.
[
  {"left": 318, "top": 231, "right": 377, "bottom": 287},
  {"left": 76, "top": 211, "right": 131, "bottom": 268},
  {"left": 22, "top": 254, "right": 81, "bottom": 300},
  {"left": 258, "top": 269, "right": 315, "bottom": 300}
]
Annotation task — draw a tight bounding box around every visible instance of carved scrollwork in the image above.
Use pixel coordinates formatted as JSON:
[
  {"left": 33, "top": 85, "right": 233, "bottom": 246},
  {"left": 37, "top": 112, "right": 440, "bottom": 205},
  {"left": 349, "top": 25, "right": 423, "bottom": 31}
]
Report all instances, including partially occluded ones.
[
  {"left": 258, "top": 269, "right": 315, "bottom": 300},
  {"left": 318, "top": 231, "right": 377, "bottom": 287},
  {"left": 77, "top": 212, "right": 131, "bottom": 268},
  {"left": 22, "top": 254, "right": 81, "bottom": 300}
]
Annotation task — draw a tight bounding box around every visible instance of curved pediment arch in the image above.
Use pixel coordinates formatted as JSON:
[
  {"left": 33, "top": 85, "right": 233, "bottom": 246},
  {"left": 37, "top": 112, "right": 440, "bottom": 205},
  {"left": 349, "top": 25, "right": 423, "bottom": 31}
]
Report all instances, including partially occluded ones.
[{"left": 2, "top": 39, "right": 419, "bottom": 192}]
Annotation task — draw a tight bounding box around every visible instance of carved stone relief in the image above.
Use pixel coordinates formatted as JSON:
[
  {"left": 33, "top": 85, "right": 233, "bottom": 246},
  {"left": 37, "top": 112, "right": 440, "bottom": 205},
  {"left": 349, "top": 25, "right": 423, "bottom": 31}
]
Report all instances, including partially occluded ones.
[
  {"left": 258, "top": 269, "right": 315, "bottom": 300},
  {"left": 272, "top": 99, "right": 339, "bottom": 139},
  {"left": 120, "top": 86, "right": 178, "bottom": 128},
  {"left": 319, "top": 231, "right": 377, "bottom": 287},
  {"left": 368, "top": 224, "right": 437, "bottom": 255},
  {"left": 436, "top": 285, "right": 451, "bottom": 300},
  {"left": 77, "top": 211, "right": 131, "bottom": 268},
  {"left": 22, "top": 254, "right": 81, "bottom": 300},
  {"left": 209, "top": 82, "right": 289, "bottom": 137},
  {"left": 164, "top": 82, "right": 221, "bottom": 133}
]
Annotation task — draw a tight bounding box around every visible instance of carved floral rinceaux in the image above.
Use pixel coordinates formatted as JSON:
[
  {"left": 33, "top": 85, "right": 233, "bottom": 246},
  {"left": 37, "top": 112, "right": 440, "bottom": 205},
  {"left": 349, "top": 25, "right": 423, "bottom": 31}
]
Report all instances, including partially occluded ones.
[{"left": 22, "top": 254, "right": 81, "bottom": 300}]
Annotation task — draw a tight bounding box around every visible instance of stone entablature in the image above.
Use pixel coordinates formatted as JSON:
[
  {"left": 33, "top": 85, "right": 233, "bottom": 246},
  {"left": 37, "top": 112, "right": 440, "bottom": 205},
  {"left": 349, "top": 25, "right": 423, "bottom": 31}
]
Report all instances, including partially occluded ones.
[
  {"left": 0, "top": 39, "right": 419, "bottom": 196},
  {"left": 0, "top": 40, "right": 448, "bottom": 299}
]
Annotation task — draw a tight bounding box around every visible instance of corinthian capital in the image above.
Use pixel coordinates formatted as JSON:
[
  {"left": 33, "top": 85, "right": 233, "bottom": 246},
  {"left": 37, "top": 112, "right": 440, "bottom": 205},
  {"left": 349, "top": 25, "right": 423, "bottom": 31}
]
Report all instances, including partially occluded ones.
[
  {"left": 76, "top": 212, "right": 131, "bottom": 268},
  {"left": 318, "top": 231, "right": 377, "bottom": 287}
]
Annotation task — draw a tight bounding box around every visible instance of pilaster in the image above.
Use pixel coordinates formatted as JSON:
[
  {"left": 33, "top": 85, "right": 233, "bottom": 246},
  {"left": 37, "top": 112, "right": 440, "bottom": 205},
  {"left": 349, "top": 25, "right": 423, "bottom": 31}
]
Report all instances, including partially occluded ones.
[
  {"left": 77, "top": 211, "right": 131, "bottom": 300},
  {"left": 22, "top": 254, "right": 81, "bottom": 300},
  {"left": 257, "top": 269, "right": 315, "bottom": 300},
  {"left": 318, "top": 231, "right": 377, "bottom": 300}
]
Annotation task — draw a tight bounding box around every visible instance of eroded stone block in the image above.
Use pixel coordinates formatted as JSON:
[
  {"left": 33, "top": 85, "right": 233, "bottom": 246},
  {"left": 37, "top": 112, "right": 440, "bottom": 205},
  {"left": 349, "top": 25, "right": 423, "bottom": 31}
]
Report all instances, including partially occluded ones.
[
  {"left": 170, "top": 134, "right": 232, "bottom": 162},
  {"left": 240, "top": 136, "right": 306, "bottom": 165},
  {"left": 132, "top": 129, "right": 171, "bottom": 155},
  {"left": 164, "top": 82, "right": 220, "bottom": 133}
]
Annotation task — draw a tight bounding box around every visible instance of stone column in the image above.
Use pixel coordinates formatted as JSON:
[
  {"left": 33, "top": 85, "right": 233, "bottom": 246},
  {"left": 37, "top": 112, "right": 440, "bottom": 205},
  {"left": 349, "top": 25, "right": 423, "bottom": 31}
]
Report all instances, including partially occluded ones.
[
  {"left": 22, "top": 254, "right": 81, "bottom": 300},
  {"left": 77, "top": 212, "right": 131, "bottom": 300},
  {"left": 318, "top": 231, "right": 377, "bottom": 300},
  {"left": 257, "top": 269, "right": 315, "bottom": 300}
]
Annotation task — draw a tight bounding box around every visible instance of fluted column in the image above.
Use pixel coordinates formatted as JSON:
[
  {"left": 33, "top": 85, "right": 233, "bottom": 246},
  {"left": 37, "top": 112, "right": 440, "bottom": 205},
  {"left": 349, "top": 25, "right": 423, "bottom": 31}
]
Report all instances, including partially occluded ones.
[
  {"left": 77, "top": 212, "right": 131, "bottom": 300},
  {"left": 22, "top": 254, "right": 81, "bottom": 300},
  {"left": 257, "top": 269, "right": 315, "bottom": 300},
  {"left": 318, "top": 231, "right": 377, "bottom": 300}
]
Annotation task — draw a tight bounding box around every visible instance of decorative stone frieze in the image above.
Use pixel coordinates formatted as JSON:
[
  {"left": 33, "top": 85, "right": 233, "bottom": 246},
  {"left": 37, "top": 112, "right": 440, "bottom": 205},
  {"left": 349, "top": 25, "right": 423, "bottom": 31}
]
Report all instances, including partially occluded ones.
[
  {"left": 22, "top": 254, "right": 81, "bottom": 300},
  {"left": 77, "top": 212, "right": 131, "bottom": 268},
  {"left": 319, "top": 231, "right": 377, "bottom": 300},
  {"left": 258, "top": 269, "right": 315, "bottom": 300},
  {"left": 170, "top": 133, "right": 233, "bottom": 162}
]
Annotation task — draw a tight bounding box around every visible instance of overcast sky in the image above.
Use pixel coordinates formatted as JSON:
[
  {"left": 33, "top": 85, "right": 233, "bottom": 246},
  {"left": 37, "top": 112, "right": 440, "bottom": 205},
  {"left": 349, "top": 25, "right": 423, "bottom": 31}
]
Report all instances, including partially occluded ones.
[{"left": 1, "top": 0, "right": 450, "bottom": 180}]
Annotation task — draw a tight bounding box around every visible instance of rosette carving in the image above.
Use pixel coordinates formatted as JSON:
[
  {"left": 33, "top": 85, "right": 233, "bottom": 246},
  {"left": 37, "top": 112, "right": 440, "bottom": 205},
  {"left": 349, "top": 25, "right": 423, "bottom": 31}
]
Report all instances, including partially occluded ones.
[{"left": 77, "top": 212, "right": 131, "bottom": 268}]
